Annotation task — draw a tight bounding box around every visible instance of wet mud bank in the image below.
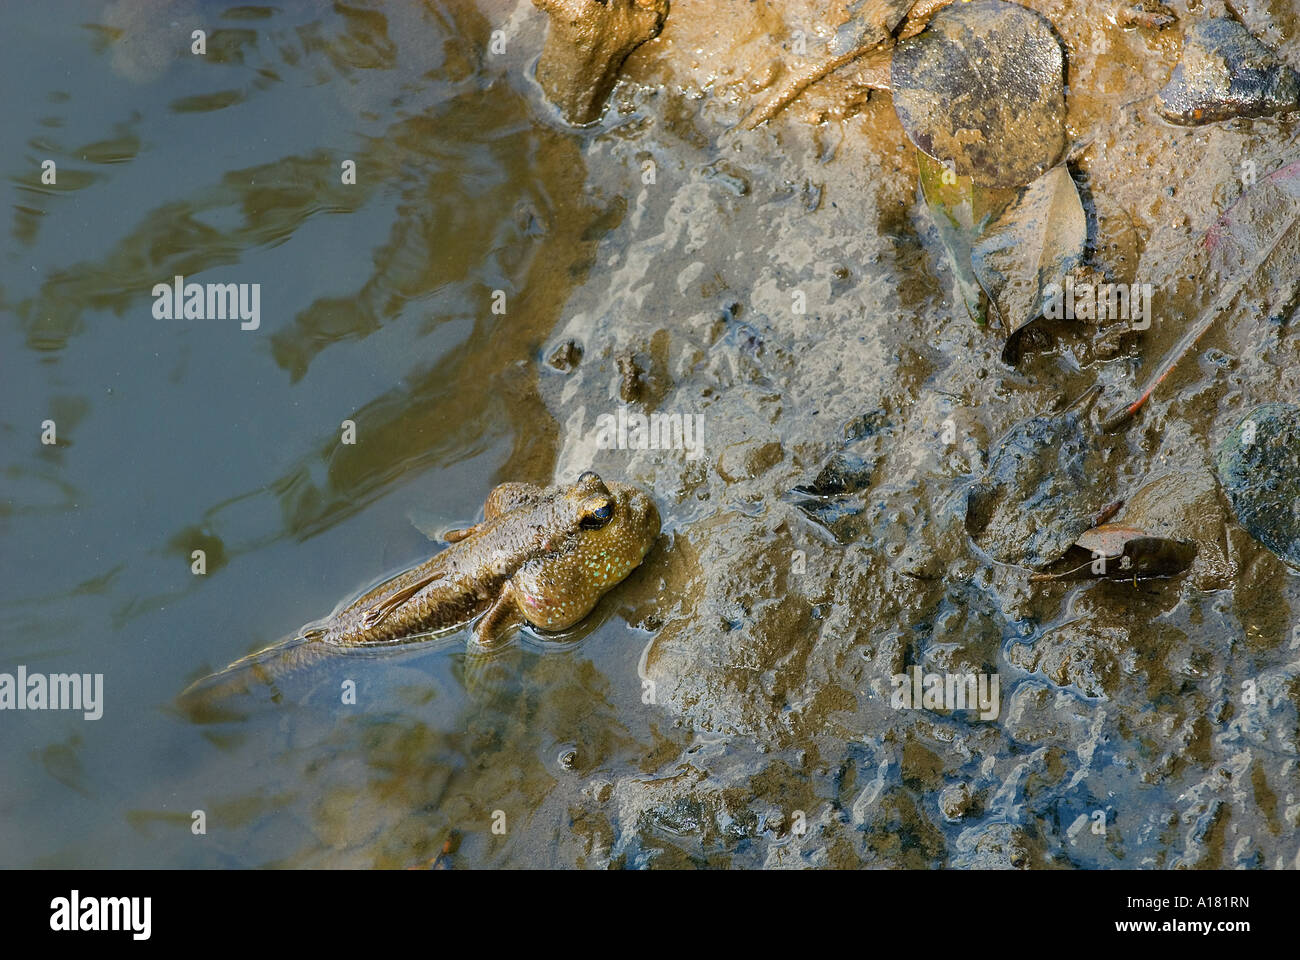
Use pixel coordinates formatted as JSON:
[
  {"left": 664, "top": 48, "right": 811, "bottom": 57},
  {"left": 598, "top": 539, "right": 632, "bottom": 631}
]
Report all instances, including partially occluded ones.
[{"left": 527, "top": 0, "right": 1300, "bottom": 867}]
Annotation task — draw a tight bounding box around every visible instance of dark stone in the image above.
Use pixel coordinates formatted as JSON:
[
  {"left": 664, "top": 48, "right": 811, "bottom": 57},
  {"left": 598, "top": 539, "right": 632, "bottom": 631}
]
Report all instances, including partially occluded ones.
[
  {"left": 547, "top": 338, "right": 583, "bottom": 372},
  {"left": 1217, "top": 403, "right": 1300, "bottom": 570},
  {"left": 792, "top": 451, "right": 877, "bottom": 497},
  {"left": 1157, "top": 18, "right": 1300, "bottom": 125}
]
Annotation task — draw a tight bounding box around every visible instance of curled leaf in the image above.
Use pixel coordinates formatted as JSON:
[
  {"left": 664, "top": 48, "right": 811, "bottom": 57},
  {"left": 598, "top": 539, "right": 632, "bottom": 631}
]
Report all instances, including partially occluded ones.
[
  {"left": 916, "top": 152, "right": 1002, "bottom": 324},
  {"left": 1203, "top": 158, "right": 1300, "bottom": 323},
  {"left": 971, "top": 163, "right": 1087, "bottom": 360},
  {"left": 1103, "top": 158, "right": 1300, "bottom": 430},
  {"left": 1030, "top": 523, "right": 1197, "bottom": 582},
  {"left": 1120, "top": 1, "right": 1177, "bottom": 30}
]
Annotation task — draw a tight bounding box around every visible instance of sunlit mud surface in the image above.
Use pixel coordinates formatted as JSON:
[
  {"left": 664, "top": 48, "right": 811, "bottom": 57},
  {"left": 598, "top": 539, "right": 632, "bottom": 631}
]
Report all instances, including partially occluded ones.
[{"left": 2, "top": 0, "right": 1298, "bottom": 868}]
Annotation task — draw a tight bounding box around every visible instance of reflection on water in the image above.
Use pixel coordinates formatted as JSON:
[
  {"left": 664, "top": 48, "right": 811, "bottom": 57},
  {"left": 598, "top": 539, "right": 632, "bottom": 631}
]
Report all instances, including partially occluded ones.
[{"left": 0, "top": 0, "right": 666, "bottom": 867}]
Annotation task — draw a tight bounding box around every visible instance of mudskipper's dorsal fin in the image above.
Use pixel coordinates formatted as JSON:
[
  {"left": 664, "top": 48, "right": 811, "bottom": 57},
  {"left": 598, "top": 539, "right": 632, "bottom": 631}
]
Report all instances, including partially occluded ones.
[{"left": 361, "top": 569, "right": 446, "bottom": 629}]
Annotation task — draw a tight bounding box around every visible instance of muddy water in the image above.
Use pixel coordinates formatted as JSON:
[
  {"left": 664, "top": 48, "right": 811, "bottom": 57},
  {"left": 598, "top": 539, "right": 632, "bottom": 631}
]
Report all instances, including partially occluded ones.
[{"left": 2, "top": 0, "right": 1298, "bottom": 868}]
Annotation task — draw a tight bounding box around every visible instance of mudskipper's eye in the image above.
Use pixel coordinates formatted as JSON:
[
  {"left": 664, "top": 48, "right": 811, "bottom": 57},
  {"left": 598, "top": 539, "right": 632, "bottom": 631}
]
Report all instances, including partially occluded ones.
[
  {"left": 580, "top": 498, "right": 614, "bottom": 529},
  {"left": 578, "top": 470, "right": 600, "bottom": 484}
]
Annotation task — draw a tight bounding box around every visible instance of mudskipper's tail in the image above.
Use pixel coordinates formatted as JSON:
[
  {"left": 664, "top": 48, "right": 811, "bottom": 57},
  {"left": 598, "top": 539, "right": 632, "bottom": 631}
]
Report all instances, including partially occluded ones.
[{"left": 177, "top": 628, "right": 339, "bottom": 722}]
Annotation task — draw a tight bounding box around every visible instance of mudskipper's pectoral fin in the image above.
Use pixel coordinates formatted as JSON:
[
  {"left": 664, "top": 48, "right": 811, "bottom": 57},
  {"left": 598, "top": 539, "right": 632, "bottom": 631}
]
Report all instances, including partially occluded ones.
[
  {"left": 472, "top": 585, "right": 525, "bottom": 648},
  {"left": 483, "top": 482, "right": 545, "bottom": 519},
  {"left": 361, "top": 570, "right": 446, "bottom": 630},
  {"left": 440, "top": 484, "right": 544, "bottom": 542}
]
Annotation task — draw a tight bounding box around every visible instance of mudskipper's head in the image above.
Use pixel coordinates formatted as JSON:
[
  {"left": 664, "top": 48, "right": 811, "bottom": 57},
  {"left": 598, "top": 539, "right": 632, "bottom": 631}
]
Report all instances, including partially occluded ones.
[{"left": 515, "top": 471, "right": 661, "bottom": 632}]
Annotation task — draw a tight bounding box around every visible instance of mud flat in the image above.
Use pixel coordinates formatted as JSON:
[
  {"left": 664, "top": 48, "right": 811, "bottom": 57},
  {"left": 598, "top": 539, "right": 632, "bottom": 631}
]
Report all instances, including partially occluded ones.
[{"left": 528, "top": 0, "right": 1300, "bottom": 867}]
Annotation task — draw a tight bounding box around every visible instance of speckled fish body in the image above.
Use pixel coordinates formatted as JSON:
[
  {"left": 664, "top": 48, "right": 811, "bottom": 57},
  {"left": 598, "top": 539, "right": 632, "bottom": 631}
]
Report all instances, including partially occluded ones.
[
  {"left": 321, "top": 472, "right": 659, "bottom": 646},
  {"left": 178, "top": 473, "right": 659, "bottom": 714}
]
